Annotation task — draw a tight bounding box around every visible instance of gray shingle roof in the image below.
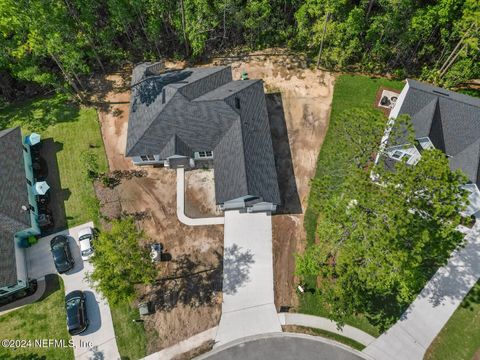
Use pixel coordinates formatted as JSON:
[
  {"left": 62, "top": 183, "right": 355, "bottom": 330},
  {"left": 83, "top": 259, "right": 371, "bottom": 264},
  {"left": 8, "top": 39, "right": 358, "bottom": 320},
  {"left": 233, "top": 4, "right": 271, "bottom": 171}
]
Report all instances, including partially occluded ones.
[
  {"left": 0, "top": 127, "right": 30, "bottom": 287},
  {"left": 126, "top": 65, "right": 280, "bottom": 205},
  {"left": 396, "top": 79, "right": 480, "bottom": 185}
]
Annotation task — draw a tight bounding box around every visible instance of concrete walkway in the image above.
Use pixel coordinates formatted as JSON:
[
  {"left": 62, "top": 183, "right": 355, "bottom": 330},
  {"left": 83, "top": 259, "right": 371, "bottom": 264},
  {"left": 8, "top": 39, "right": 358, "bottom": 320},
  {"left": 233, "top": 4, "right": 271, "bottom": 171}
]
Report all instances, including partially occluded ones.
[
  {"left": 279, "top": 313, "right": 376, "bottom": 346},
  {"left": 363, "top": 223, "right": 480, "bottom": 360},
  {"left": 143, "top": 327, "right": 217, "bottom": 360},
  {"left": 215, "top": 210, "right": 282, "bottom": 346},
  {"left": 0, "top": 277, "right": 46, "bottom": 316},
  {"left": 176, "top": 168, "right": 224, "bottom": 226}
]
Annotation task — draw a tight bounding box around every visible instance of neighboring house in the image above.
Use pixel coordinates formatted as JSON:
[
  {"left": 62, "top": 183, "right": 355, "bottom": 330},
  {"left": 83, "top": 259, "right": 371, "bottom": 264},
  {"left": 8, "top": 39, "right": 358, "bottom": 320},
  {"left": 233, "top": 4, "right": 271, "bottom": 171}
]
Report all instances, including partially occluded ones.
[
  {"left": 126, "top": 63, "right": 281, "bottom": 212},
  {"left": 379, "top": 79, "right": 480, "bottom": 216},
  {"left": 0, "top": 127, "right": 41, "bottom": 300}
]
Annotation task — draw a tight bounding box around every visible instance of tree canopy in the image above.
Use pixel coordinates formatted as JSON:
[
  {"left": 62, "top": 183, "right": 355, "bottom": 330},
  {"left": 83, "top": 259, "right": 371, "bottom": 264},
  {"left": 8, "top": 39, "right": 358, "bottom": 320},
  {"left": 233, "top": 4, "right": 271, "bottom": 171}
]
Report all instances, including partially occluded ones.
[
  {"left": 0, "top": 0, "right": 478, "bottom": 102},
  {"left": 88, "top": 217, "right": 156, "bottom": 304},
  {"left": 297, "top": 108, "right": 468, "bottom": 329}
]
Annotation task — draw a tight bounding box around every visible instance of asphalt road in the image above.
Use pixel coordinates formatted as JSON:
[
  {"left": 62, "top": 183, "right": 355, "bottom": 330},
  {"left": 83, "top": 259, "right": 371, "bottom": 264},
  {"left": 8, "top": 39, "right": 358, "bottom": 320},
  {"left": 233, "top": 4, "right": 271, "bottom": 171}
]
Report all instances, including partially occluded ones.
[{"left": 199, "top": 333, "right": 369, "bottom": 360}]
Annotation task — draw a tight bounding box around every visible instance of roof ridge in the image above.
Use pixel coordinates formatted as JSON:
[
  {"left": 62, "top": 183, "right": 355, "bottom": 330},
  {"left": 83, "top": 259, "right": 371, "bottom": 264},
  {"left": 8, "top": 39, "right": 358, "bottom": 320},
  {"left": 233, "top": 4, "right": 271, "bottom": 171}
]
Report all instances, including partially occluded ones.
[{"left": 407, "top": 79, "right": 480, "bottom": 108}]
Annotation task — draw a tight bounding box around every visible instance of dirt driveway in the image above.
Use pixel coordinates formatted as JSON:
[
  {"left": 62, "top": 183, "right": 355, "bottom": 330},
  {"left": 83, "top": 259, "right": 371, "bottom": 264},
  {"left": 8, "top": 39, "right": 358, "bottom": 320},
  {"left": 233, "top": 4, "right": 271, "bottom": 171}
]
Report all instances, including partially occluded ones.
[{"left": 212, "top": 52, "right": 335, "bottom": 309}]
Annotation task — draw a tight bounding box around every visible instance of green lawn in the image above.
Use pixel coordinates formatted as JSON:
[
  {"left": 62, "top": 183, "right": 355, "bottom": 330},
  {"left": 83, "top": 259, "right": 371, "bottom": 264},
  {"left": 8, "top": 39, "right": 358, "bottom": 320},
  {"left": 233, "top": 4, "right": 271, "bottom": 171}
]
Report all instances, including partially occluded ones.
[
  {"left": 0, "top": 94, "right": 108, "bottom": 227},
  {"left": 0, "top": 277, "right": 73, "bottom": 360},
  {"left": 110, "top": 300, "right": 148, "bottom": 360},
  {"left": 300, "top": 74, "right": 404, "bottom": 336},
  {"left": 424, "top": 281, "right": 480, "bottom": 360}
]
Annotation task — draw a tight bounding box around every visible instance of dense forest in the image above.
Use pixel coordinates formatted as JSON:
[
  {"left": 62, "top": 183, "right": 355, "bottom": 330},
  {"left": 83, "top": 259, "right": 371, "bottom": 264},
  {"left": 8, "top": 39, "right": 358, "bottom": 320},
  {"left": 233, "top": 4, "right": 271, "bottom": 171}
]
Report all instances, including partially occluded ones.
[{"left": 0, "top": 0, "right": 478, "bottom": 102}]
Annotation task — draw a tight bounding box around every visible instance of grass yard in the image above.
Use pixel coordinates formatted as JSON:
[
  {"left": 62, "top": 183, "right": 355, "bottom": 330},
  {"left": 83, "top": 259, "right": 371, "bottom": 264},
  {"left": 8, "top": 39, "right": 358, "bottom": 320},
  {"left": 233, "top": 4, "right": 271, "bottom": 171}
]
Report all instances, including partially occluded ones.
[
  {"left": 300, "top": 74, "right": 404, "bottom": 336},
  {"left": 0, "top": 94, "right": 108, "bottom": 227},
  {"left": 110, "top": 299, "right": 148, "bottom": 360},
  {"left": 0, "top": 276, "right": 73, "bottom": 360},
  {"left": 424, "top": 281, "right": 480, "bottom": 360}
]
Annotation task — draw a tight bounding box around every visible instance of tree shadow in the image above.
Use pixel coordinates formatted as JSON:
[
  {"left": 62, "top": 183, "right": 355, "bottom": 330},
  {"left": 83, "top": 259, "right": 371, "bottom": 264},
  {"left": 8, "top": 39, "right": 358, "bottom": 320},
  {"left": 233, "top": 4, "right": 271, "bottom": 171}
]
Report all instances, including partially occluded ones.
[
  {"left": 0, "top": 94, "right": 80, "bottom": 132},
  {"left": 38, "top": 138, "right": 69, "bottom": 235},
  {"left": 222, "top": 244, "right": 255, "bottom": 295},
  {"left": 266, "top": 93, "right": 302, "bottom": 214},
  {"left": 146, "top": 252, "right": 223, "bottom": 312}
]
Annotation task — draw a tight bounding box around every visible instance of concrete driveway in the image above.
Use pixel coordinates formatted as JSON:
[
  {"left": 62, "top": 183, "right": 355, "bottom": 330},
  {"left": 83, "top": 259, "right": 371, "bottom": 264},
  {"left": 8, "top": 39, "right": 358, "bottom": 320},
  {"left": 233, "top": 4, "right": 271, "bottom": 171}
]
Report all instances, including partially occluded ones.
[
  {"left": 215, "top": 210, "right": 281, "bottom": 346},
  {"left": 26, "top": 223, "right": 120, "bottom": 360}
]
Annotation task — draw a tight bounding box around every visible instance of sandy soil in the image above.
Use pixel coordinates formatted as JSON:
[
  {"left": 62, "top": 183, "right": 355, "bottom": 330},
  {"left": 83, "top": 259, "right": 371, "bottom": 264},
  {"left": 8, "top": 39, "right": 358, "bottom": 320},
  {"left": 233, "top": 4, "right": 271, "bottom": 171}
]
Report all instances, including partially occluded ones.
[
  {"left": 212, "top": 51, "right": 335, "bottom": 309},
  {"left": 185, "top": 169, "right": 222, "bottom": 217}
]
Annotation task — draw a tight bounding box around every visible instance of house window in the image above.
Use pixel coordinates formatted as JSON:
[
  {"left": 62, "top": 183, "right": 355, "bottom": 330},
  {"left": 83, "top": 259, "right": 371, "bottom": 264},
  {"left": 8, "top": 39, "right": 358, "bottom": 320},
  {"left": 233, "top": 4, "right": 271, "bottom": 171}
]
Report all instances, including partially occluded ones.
[
  {"left": 194, "top": 151, "right": 213, "bottom": 159},
  {"left": 235, "top": 97, "right": 240, "bottom": 109},
  {"left": 391, "top": 150, "right": 403, "bottom": 160},
  {"left": 140, "top": 155, "right": 156, "bottom": 162},
  {"left": 162, "top": 89, "right": 166, "bottom": 104}
]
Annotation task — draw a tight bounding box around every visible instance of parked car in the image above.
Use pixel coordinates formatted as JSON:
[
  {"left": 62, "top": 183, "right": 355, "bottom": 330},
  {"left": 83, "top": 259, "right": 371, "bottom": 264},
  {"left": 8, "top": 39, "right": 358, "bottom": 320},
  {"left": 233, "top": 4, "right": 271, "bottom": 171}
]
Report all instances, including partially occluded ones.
[
  {"left": 65, "top": 290, "right": 88, "bottom": 335},
  {"left": 50, "top": 235, "right": 74, "bottom": 273},
  {"left": 78, "top": 227, "right": 94, "bottom": 261}
]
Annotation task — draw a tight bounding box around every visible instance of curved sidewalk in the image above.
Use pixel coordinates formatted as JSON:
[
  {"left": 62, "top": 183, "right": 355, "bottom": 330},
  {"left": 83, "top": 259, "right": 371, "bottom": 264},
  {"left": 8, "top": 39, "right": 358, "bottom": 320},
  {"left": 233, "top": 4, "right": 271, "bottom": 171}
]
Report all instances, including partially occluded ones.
[
  {"left": 143, "top": 327, "right": 217, "bottom": 360},
  {"left": 197, "top": 332, "right": 372, "bottom": 360},
  {"left": 176, "top": 168, "right": 224, "bottom": 226},
  {"left": 278, "top": 313, "right": 376, "bottom": 346}
]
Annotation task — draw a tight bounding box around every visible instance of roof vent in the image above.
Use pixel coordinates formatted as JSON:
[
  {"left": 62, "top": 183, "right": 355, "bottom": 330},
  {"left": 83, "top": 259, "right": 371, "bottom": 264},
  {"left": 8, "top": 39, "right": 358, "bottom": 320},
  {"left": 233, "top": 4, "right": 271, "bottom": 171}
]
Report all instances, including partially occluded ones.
[
  {"left": 432, "top": 90, "right": 450, "bottom": 97},
  {"left": 235, "top": 97, "right": 240, "bottom": 109}
]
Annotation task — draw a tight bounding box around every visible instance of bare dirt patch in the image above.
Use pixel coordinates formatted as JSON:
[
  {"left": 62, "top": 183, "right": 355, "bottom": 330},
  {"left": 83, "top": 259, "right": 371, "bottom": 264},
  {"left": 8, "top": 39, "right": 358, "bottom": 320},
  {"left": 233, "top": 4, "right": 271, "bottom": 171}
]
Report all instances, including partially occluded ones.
[
  {"left": 185, "top": 169, "right": 222, "bottom": 218},
  {"left": 212, "top": 52, "right": 335, "bottom": 309}
]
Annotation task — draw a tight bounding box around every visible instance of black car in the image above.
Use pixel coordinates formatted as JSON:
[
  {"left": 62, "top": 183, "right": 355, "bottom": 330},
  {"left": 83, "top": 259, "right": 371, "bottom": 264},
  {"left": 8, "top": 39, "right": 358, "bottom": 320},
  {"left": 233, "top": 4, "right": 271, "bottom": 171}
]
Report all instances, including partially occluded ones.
[
  {"left": 65, "top": 290, "right": 88, "bottom": 335},
  {"left": 50, "top": 235, "right": 74, "bottom": 273}
]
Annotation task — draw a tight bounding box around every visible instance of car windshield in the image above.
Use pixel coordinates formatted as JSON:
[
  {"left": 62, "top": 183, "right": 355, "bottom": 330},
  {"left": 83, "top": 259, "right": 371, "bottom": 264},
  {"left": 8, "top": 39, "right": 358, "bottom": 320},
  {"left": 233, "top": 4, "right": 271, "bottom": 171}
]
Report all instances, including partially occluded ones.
[
  {"left": 79, "top": 234, "right": 91, "bottom": 241},
  {"left": 81, "top": 248, "right": 93, "bottom": 256},
  {"left": 66, "top": 298, "right": 80, "bottom": 328}
]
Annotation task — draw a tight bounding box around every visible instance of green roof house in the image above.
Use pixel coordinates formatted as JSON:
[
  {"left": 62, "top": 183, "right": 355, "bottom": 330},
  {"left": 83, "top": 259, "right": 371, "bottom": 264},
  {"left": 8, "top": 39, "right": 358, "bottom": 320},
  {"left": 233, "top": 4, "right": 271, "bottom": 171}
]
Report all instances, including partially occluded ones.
[{"left": 0, "top": 127, "right": 41, "bottom": 300}]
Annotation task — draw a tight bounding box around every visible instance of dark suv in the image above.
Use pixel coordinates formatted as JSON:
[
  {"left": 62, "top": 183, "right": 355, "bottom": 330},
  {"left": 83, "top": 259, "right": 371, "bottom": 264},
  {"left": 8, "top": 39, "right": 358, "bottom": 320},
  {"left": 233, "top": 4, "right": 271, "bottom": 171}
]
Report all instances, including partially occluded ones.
[
  {"left": 65, "top": 290, "right": 88, "bottom": 335},
  {"left": 50, "top": 235, "right": 74, "bottom": 273}
]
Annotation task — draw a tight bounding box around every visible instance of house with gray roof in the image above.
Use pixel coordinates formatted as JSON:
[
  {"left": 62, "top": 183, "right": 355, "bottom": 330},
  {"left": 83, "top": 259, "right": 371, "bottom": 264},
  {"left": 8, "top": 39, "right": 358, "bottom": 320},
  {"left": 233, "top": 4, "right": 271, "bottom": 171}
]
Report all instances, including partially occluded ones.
[
  {"left": 379, "top": 79, "right": 480, "bottom": 216},
  {"left": 126, "top": 63, "right": 280, "bottom": 212},
  {"left": 0, "top": 127, "right": 41, "bottom": 300}
]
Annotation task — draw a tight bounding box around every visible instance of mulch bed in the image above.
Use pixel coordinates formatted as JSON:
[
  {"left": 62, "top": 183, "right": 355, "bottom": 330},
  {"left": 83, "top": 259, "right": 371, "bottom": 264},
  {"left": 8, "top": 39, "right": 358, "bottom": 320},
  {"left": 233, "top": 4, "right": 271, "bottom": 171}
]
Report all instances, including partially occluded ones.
[{"left": 374, "top": 87, "right": 401, "bottom": 116}]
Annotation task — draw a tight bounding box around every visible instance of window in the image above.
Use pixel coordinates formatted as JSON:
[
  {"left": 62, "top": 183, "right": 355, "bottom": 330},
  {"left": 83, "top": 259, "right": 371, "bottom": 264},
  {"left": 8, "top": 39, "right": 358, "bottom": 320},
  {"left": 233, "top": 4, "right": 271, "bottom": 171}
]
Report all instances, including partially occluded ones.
[
  {"left": 235, "top": 97, "right": 240, "bottom": 109},
  {"left": 391, "top": 150, "right": 403, "bottom": 160},
  {"left": 194, "top": 151, "right": 213, "bottom": 159},
  {"left": 140, "top": 155, "right": 156, "bottom": 162},
  {"left": 162, "top": 89, "right": 166, "bottom": 104}
]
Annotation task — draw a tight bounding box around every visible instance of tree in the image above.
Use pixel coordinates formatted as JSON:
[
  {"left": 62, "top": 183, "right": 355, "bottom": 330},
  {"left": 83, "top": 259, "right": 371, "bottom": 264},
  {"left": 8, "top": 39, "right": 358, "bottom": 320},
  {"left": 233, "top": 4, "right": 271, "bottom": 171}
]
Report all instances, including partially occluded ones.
[
  {"left": 297, "top": 113, "right": 468, "bottom": 329},
  {"left": 88, "top": 217, "right": 156, "bottom": 304}
]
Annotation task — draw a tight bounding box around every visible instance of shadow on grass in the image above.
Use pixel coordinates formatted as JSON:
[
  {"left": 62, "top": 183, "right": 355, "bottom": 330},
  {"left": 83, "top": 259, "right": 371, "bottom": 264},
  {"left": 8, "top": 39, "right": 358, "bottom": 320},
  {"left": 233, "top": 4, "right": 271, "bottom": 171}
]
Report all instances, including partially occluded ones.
[
  {"left": 0, "top": 94, "right": 80, "bottom": 132},
  {"left": 39, "top": 138, "right": 70, "bottom": 234},
  {"left": 38, "top": 274, "right": 61, "bottom": 302}
]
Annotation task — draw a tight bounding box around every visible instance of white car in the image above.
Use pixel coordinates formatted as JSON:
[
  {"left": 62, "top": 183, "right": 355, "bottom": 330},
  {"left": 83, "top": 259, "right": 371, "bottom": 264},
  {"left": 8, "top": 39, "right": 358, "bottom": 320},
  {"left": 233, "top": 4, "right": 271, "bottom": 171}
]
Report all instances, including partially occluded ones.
[{"left": 78, "top": 227, "right": 94, "bottom": 261}]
